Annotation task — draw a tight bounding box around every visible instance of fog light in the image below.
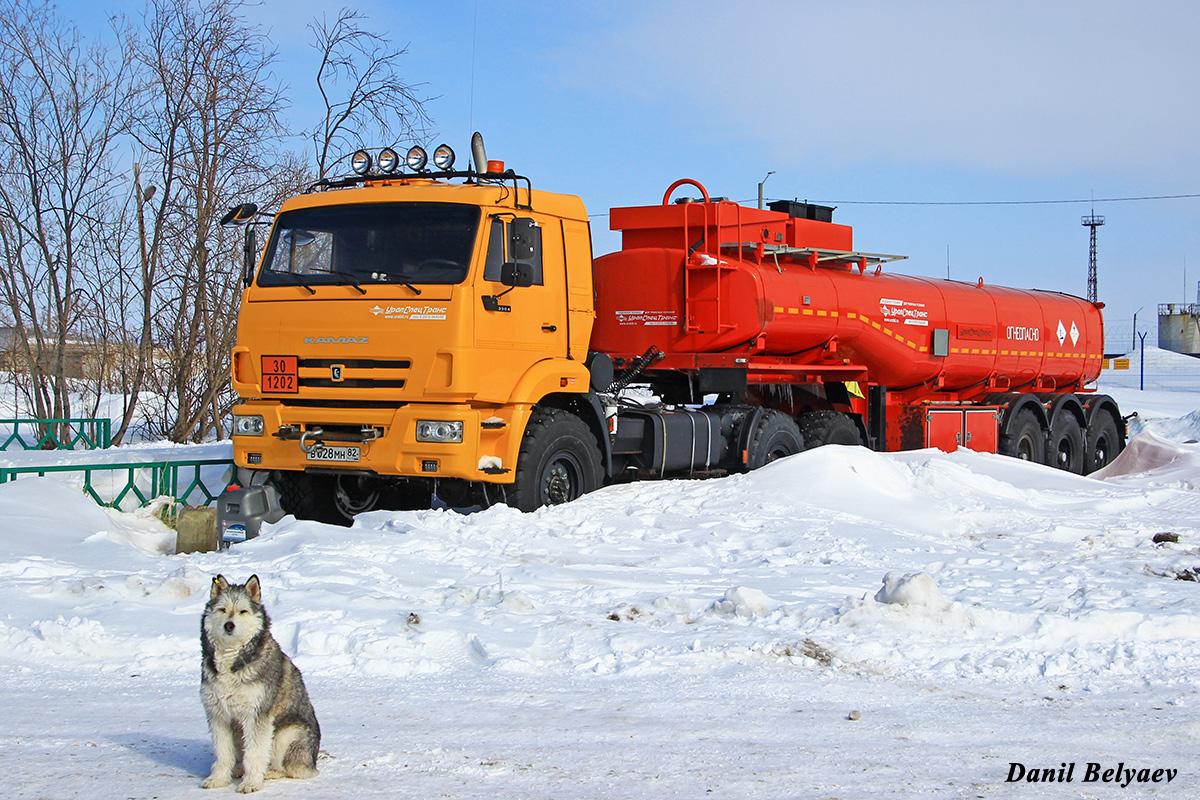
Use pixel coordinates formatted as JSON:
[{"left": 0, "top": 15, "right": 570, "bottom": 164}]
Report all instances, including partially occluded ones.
[
  {"left": 432, "top": 143, "right": 455, "bottom": 170},
  {"left": 233, "top": 414, "right": 265, "bottom": 436},
  {"left": 350, "top": 150, "right": 371, "bottom": 175},
  {"left": 377, "top": 147, "right": 399, "bottom": 173},
  {"left": 406, "top": 145, "right": 428, "bottom": 172},
  {"left": 416, "top": 420, "right": 463, "bottom": 443}
]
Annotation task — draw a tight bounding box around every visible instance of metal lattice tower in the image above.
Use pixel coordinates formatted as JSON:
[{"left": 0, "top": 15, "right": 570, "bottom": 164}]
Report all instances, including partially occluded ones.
[{"left": 1082, "top": 211, "right": 1105, "bottom": 303}]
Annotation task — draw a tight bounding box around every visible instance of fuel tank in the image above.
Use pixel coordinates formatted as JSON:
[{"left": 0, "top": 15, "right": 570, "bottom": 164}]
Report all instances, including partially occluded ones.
[{"left": 591, "top": 189, "right": 1103, "bottom": 394}]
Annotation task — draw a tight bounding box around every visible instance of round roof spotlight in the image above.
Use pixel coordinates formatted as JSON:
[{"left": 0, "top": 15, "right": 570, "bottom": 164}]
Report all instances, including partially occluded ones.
[
  {"left": 350, "top": 150, "right": 372, "bottom": 175},
  {"left": 377, "top": 147, "right": 399, "bottom": 174},
  {"left": 432, "top": 143, "right": 456, "bottom": 171},
  {"left": 406, "top": 145, "right": 428, "bottom": 172}
]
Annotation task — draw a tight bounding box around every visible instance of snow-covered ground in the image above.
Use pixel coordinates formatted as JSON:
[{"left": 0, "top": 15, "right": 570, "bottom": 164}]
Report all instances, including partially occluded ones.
[{"left": 2, "top": 351, "right": 1199, "bottom": 797}]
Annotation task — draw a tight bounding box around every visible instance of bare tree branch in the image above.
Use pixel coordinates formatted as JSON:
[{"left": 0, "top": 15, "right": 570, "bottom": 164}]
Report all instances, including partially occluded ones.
[{"left": 309, "top": 8, "right": 432, "bottom": 179}]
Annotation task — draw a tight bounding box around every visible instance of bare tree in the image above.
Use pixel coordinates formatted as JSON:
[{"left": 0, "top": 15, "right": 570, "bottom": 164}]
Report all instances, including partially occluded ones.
[
  {"left": 309, "top": 8, "right": 431, "bottom": 179},
  {"left": 125, "top": 0, "right": 289, "bottom": 443},
  {"left": 0, "top": 0, "right": 134, "bottom": 440}
]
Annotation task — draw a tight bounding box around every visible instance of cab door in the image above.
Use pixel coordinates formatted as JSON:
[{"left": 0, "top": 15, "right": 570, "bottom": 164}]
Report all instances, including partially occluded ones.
[{"left": 473, "top": 215, "right": 569, "bottom": 399}]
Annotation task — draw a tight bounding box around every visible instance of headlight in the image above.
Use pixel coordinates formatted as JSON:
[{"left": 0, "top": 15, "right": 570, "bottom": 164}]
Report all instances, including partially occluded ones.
[
  {"left": 416, "top": 420, "right": 463, "bottom": 443},
  {"left": 233, "top": 415, "right": 265, "bottom": 436}
]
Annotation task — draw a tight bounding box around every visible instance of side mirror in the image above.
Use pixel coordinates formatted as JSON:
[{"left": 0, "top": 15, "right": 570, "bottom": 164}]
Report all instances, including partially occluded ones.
[
  {"left": 220, "top": 202, "right": 258, "bottom": 227},
  {"left": 500, "top": 261, "right": 534, "bottom": 288},
  {"left": 509, "top": 217, "right": 539, "bottom": 262}
]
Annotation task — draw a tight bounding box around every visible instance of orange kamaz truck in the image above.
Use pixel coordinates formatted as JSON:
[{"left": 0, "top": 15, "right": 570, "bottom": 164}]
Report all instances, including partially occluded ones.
[{"left": 223, "top": 135, "right": 1124, "bottom": 522}]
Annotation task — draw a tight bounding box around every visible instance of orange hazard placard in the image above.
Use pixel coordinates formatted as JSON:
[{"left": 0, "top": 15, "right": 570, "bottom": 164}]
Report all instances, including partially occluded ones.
[{"left": 261, "top": 355, "right": 298, "bottom": 393}]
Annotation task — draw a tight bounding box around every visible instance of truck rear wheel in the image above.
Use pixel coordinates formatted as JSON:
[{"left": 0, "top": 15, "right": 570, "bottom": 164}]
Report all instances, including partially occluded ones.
[
  {"left": 506, "top": 408, "right": 603, "bottom": 512},
  {"left": 797, "top": 410, "right": 862, "bottom": 448},
  {"left": 745, "top": 410, "right": 804, "bottom": 469}
]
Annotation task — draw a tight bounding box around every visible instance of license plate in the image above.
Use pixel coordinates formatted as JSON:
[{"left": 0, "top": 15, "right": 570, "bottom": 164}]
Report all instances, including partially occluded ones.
[{"left": 305, "top": 444, "right": 360, "bottom": 462}]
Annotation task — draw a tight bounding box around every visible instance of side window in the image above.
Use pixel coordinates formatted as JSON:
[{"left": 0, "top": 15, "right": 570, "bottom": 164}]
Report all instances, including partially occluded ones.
[
  {"left": 483, "top": 218, "right": 506, "bottom": 282},
  {"left": 483, "top": 216, "right": 543, "bottom": 285}
]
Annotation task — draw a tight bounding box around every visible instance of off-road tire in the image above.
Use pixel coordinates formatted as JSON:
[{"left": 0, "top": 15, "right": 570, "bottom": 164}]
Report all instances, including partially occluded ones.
[
  {"left": 797, "top": 410, "right": 863, "bottom": 448},
  {"left": 745, "top": 410, "right": 804, "bottom": 470},
  {"left": 1046, "top": 412, "right": 1085, "bottom": 473},
  {"left": 269, "top": 471, "right": 345, "bottom": 525},
  {"left": 1084, "top": 411, "right": 1122, "bottom": 474},
  {"left": 999, "top": 408, "right": 1045, "bottom": 464},
  {"left": 505, "top": 408, "right": 603, "bottom": 512}
]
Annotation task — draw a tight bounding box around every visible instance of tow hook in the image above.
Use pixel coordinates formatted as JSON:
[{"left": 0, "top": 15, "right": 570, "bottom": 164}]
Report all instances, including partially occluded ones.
[{"left": 299, "top": 426, "right": 324, "bottom": 453}]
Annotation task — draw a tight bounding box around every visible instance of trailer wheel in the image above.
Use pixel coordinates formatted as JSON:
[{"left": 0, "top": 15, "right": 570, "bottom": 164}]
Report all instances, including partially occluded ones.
[
  {"left": 506, "top": 408, "right": 603, "bottom": 512},
  {"left": 1084, "top": 412, "right": 1121, "bottom": 474},
  {"left": 746, "top": 410, "right": 804, "bottom": 469},
  {"left": 1046, "top": 413, "right": 1085, "bottom": 473},
  {"left": 1000, "top": 408, "right": 1045, "bottom": 463},
  {"left": 797, "top": 411, "right": 863, "bottom": 448}
]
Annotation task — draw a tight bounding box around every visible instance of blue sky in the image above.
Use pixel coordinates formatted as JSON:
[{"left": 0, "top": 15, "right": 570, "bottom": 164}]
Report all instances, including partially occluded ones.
[{"left": 62, "top": 0, "right": 1200, "bottom": 351}]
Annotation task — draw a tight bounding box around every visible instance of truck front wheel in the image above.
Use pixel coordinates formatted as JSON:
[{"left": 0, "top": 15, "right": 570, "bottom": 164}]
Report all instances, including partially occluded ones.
[
  {"left": 506, "top": 408, "right": 603, "bottom": 512},
  {"left": 269, "top": 471, "right": 345, "bottom": 525}
]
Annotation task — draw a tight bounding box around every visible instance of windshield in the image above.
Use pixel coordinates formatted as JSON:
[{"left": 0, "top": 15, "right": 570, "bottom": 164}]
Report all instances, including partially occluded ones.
[{"left": 257, "top": 202, "right": 479, "bottom": 287}]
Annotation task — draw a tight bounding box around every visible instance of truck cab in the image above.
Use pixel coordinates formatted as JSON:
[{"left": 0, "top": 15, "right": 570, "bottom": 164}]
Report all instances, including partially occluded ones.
[{"left": 228, "top": 145, "right": 599, "bottom": 520}]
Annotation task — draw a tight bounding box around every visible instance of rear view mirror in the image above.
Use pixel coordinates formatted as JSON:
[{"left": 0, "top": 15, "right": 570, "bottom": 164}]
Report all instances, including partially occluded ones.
[{"left": 509, "top": 217, "right": 539, "bottom": 262}]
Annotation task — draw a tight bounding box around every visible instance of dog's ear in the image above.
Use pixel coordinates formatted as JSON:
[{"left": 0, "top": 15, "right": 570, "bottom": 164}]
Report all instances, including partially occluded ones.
[
  {"left": 245, "top": 575, "right": 261, "bottom": 603},
  {"left": 210, "top": 575, "right": 228, "bottom": 600}
]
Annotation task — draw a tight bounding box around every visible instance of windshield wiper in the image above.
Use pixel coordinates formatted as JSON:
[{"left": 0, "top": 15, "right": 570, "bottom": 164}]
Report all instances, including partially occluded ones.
[
  {"left": 343, "top": 277, "right": 367, "bottom": 295},
  {"left": 289, "top": 273, "right": 316, "bottom": 294},
  {"left": 397, "top": 279, "right": 421, "bottom": 295}
]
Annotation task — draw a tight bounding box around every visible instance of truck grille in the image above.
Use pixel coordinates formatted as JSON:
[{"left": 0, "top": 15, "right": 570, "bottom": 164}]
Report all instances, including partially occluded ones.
[{"left": 298, "top": 357, "right": 410, "bottom": 390}]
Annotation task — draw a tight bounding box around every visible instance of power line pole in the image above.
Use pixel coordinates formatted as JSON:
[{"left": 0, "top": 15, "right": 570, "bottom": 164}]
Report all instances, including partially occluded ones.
[{"left": 1082, "top": 210, "right": 1105, "bottom": 303}]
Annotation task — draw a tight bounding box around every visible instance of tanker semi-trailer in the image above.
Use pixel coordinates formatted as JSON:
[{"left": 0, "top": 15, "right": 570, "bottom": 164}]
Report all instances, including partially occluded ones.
[{"left": 222, "top": 138, "right": 1125, "bottom": 522}]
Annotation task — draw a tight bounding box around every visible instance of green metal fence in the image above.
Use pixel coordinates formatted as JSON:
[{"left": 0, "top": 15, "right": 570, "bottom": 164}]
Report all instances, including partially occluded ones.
[
  {"left": 0, "top": 457, "right": 234, "bottom": 509},
  {"left": 0, "top": 418, "right": 113, "bottom": 450}
]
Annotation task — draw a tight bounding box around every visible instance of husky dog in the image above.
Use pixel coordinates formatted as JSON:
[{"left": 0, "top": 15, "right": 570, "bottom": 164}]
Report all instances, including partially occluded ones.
[{"left": 200, "top": 575, "right": 320, "bottom": 793}]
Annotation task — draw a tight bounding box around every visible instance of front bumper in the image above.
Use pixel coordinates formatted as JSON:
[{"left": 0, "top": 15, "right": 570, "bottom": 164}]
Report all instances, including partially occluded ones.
[{"left": 232, "top": 401, "right": 527, "bottom": 483}]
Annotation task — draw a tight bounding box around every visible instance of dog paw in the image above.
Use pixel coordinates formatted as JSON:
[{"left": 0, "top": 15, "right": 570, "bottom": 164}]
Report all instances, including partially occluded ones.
[
  {"left": 237, "top": 777, "right": 264, "bottom": 793},
  {"left": 200, "top": 774, "right": 231, "bottom": 789}
]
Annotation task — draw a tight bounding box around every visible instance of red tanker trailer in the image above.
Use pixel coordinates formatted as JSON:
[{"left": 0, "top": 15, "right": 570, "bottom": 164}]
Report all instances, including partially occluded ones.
[{"left": 591, "top": 179, "right": 1122, "bottom": 476}]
